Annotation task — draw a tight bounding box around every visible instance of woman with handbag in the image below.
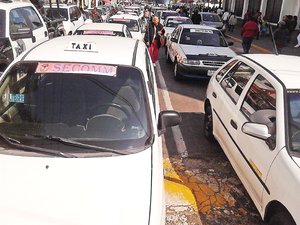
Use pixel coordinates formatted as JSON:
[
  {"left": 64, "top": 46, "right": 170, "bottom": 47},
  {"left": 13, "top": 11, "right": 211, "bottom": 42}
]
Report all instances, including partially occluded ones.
[{"left": 144, "top": 16, "right": 165, "bottom": 64}]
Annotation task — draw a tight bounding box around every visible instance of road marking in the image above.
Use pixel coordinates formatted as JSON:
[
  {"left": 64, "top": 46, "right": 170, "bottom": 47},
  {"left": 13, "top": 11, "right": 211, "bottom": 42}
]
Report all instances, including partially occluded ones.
[{"left": 155, "top": 62, "right": 188, "bottom": 158}]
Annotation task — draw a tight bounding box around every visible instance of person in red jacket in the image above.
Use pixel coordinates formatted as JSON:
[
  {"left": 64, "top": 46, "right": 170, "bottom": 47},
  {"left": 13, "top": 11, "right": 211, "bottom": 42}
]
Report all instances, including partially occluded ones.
[{"left": 241, "top": 16, "right": 259, "bottom": 53}]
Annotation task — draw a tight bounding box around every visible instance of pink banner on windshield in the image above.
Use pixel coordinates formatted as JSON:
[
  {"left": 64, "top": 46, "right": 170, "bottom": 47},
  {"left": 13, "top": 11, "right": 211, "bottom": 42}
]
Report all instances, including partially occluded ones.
[
  {"left": 36, "top": 62, "right": 117, "bottom": 76},
  {"left": 83, "top": 30, "right": 114, "bottom": 35}
]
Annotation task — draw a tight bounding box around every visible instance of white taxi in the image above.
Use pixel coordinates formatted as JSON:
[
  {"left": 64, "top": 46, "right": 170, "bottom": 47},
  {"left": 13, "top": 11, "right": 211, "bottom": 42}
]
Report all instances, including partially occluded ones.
[
  {"left": 165, "top": 24, "right": 236, "bottom": 80},
  {"left": 74, "top": 22, "right": 133, "bottom": 38},
  {"left": 44, "top": 4, "right": 85, "bottom": 35},
  {"left": 108, "top": 14, "right": 144, "bottom": 41},
  {"left": 0, "top": 0, "right": 49, "bottom": 71},
  {"left": 0, "top": 35, "right": 181, "bottom": 225},
  {"left": 204, "top": 54, "right": 300, "bottom": 225}
]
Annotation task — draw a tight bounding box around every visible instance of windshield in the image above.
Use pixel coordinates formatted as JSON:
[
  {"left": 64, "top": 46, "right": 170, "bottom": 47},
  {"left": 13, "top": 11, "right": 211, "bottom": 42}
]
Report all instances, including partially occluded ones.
[
  {"left": 179, "top": 28, "right": 227, "bottom": 47},
  {"left": 161, "top": 11, "right": 179, "bottom": 19},
  {"left": 0, "top": 10, "right": 5, "bottom": 38},
  {"left": 287, "top": 90, "right": 300, "bottom": 153},
  {"left": 166, "top": 18, "right": 192, "bottom": 27},
  {"left": 0, "top": 62, "right": 152, "bottom": 155},
  {"left": 45, "top": 8, "right": 69, "bottom": 20},
  {"left": 75, "top": 30, "right": 125, "bottom": 37},
  {"left": 109, "top": 19, "right": 139, "bottom": 32},
  {"left": 202, "top": 14, "right": 222, "bottom": 22}
]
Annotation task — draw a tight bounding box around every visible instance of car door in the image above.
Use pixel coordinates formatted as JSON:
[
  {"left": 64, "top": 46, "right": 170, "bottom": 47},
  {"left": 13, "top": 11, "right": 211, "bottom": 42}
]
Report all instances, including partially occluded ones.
[
  {"left": 235, "top": 71, "right": 280, "bottom": 208},
  {"left": 212, "top": 61, "right": 256, "bottom": 169},
  {"left": 9, "top": 6, "right": 48, "bottom": 58},
  {"left": 168, "top": 26, "right": 181, "bottom": 62}
]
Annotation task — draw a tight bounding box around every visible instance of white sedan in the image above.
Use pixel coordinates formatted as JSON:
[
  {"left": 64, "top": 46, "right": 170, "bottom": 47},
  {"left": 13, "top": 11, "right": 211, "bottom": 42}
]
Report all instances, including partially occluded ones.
[
  {"left": 108, "top": 14, "right": 144, "bottom": 41},
  {"left": 165, "top": 24, "right": 236, "bottom": 80},
  {"left": 204, "top": 54, "right": 300, "bottom": 225},
  {"left": 0, "top": 35, "right": 181, "bottom": 225}
]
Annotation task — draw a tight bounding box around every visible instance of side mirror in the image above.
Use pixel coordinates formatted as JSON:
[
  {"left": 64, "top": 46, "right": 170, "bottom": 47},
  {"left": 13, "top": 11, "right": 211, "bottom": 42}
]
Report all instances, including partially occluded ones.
[
  {"left": 158, "top": 110, "right": 181, "bottom": 136},
  {"left": 242, "top": 122, "right": 270, "bottom": 140},
  {"left": 10, "top": 28, "right": 33, "bottom": 41}
]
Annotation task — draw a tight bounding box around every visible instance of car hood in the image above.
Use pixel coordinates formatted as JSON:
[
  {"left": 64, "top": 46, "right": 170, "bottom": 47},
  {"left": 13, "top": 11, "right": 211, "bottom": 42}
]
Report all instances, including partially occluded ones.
[
  {"left": 0, "top": 149, "right": 152, "bottom": 225},
  {"left": 292, "top": 156, "right": 300, "bottom": 167},
  {"left": 181, "top": 44, "right": 236, "bottom": 58}
]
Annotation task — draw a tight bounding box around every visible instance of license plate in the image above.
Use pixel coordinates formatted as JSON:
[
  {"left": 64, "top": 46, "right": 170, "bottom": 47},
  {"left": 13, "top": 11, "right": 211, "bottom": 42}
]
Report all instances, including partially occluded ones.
[{"left": 207, "top": 70, "right": 215, "bottom": 76}]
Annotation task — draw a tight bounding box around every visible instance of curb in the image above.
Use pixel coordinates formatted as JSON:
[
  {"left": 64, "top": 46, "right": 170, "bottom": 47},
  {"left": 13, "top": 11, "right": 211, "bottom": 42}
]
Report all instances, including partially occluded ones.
[{"left": 227, "top": 35, "right": 272, "bottom": 54}]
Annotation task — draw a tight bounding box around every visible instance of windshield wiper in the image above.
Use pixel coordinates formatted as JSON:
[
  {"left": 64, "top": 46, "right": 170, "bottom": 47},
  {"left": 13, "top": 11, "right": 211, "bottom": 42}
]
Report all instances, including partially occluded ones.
[
  {"left": 0, "top": 133, "right": 76, "bottom": 158},
  {"left": 37, "top": 135, "right": 127, "bottom": 155}
]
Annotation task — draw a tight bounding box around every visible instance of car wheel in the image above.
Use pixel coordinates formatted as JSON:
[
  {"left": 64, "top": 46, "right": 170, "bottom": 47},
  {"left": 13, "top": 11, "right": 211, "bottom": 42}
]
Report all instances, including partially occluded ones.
[
  {"left": 204, "top": 104, "right": 215, "bottom": 142},
  {"left": 268, "top": 212, "right": 296, "bottom": 225},
  {"left": 166, "top": 49, "right": 171, "bottom": 63},
  {"left": 174, "top": 61, "right": 182, "bottom": 81}
]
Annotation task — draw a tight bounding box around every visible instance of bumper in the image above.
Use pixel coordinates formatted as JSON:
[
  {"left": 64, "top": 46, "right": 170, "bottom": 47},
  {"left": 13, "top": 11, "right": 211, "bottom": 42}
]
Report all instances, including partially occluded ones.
[{"left": 177, "top": 63, "right": 218, "bottom": 79}]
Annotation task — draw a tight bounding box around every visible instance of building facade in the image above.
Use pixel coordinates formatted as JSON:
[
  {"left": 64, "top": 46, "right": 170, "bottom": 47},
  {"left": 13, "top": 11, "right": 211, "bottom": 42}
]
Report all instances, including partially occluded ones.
[{"left": 223, "top": 0, "right": 300, "bottom": 26}]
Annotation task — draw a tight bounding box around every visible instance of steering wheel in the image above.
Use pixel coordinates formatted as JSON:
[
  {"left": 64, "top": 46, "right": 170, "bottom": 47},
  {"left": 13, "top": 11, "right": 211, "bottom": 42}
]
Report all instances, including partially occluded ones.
[{"left": 90, "top": 103, "right": 132, "bottom": 121}]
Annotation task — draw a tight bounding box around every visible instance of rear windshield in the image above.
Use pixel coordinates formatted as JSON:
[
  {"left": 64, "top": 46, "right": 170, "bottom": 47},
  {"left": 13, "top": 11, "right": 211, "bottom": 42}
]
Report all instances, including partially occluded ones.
[
  {"left": 202, "top": 14, "right": 222, "bottom": 22},
  {"left": 0, "top": 62, "right": 153, "bottom": 156},
  {"left": 109, "top": 19, "right": 139, "bottom": 32},
  {"left": 0, "top": 10, "right": 5, "bottom": 38},
  {"left": 45, "top": 8, "right": 69, "bottom": 20},
  {"left": 75, "top": 29, "right": 125, "bottom": 37},
  {"left": 166, "top": 18, "right": 192, "bottom": 27},
  {"left": 161, "top": 11, "right": 179, "bottom": 19}
]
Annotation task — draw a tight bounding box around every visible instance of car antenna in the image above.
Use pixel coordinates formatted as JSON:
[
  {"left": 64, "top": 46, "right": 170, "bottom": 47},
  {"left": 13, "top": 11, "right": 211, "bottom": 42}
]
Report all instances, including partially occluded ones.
[{"left": 268, "top": 22, "right": 279, "bottom": 55}]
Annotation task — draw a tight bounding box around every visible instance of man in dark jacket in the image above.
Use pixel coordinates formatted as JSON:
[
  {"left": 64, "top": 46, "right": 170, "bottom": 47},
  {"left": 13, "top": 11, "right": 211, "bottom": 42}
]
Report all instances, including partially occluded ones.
[
  {"left": 191, "top": 9, "right": 201, "bottom": 24},
  {"left": 144, "top": 16, "right": 165, "bottom": 64},
  {"left": 241, "top": 16, "right": 259, "bottom": 54}
]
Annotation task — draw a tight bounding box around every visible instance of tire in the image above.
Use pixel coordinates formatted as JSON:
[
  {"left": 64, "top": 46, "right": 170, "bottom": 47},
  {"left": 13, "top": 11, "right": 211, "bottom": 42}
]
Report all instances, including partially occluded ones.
[
  {"left": 203, "top": 104, "right": 215, "bottom": 142},
  {"left": 268, "top": 212, "right": 296, "bottom": 225},
  {"left": 174, "top": 61, "right": 182, "bottom": 81}
]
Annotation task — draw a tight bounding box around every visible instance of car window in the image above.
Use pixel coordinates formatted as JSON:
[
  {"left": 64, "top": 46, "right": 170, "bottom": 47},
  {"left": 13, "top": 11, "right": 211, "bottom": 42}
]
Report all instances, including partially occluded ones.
[
  {"left": 166, "top": 18, "right": 192, "bottom": 27},
  {"left": 287, "top": 90, "right": 300, "bottom": 152},
  {"left": 0, "top": 62, "right": 153, "bottom": 153},
  {"left": 221, "top": 62, "right": 255, "bottom": 104},
  {"left": 202, "top": 14, "right": 222, "bottom": 22},
  {"left": 125, "top": 27, "right": 132, "bottom": 38},
  {"left": 0, "top": 10, "right": 5, "bottom": 38},
  {"left": 10, "top": 8, "right": 30, "bottom": 32},
  {"left": 109, "top": 19, "right": 139, "bottom": 32},
  {"left": 241, "top": 74, "right": 276, "bottom": 139},
  {"left": 216, "top": 60, "right": 238, "bottom": 82},
  {"left": 179, "top": 28, "right": 227, "bottom": 47},
  {"left": 45, "top": 8, "right": 68, "bottom": 20},
  {"left": 161, "top": 11, "right": 179, "bottom": 19}
]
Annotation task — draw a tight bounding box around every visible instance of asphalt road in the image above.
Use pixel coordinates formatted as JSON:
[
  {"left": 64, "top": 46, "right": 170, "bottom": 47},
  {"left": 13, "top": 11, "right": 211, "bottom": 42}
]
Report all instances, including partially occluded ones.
[{"left": 156, "top": 42, "right": 266, "bottom": 225}]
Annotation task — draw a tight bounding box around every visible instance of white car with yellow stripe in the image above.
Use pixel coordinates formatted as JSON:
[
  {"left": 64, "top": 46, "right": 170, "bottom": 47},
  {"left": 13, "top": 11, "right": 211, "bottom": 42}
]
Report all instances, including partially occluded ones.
[
  {"left": 165, "top": 24, "right": 236, "bottom": 80},
  {"left": 0, "top": 35, "right": 181, "bottom": 225}
]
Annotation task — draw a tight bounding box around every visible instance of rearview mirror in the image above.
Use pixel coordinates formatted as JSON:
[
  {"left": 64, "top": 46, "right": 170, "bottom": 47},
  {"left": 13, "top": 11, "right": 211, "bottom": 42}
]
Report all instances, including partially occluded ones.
[
  {"left": 242, "top": 122, "right": 270, "bottom": 140},
  {"left": 158, "top": 110, "right": 181, "bottom": 136},
  {"left": 170, "top": 37, "right": 178, "bottom": 42}
]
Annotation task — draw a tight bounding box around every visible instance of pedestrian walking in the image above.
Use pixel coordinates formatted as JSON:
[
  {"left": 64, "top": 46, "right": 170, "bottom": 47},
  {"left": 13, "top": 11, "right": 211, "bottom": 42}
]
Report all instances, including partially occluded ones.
[
  {"left": 191, "top": 9, "right": 201, "bottom": 24},
  {"left": 273, "top": 21, "right": 289, "bottom": 54},
  {"left": 228, "top": 12, "right": 237, "bottom": 32},
  {"left": 241, "top": 16, "right": 259, "bottom": 54},
  {"left": 144, "top": 16, "right": 165, "bottom": 64},
  {"left": 222, "top": 10, "right": 230, "bottom": 28}
]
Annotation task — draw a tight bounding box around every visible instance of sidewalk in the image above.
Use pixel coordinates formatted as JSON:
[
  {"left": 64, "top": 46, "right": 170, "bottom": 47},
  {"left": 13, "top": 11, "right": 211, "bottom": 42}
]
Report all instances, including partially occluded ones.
[{"left": 225, "top": 19, "right": 300, "bottom": 56}]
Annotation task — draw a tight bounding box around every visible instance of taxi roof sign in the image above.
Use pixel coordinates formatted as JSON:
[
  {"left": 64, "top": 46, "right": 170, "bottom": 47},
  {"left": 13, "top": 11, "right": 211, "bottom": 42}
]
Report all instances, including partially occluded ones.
[
  {"left": 36, "top": 62, "right": 117, "bottom": 76},
  {"left": 66, "top": 42, "right": 98, "bottom": 52}
]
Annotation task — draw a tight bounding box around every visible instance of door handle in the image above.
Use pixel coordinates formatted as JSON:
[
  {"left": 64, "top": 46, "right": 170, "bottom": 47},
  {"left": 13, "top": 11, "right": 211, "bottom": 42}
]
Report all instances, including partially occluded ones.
[
  {"left": 230, "top": 120, "right": 237, "bottom": 129},
  {"left": 212, "top": 92, "right": 217, "bottom": 98}
]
